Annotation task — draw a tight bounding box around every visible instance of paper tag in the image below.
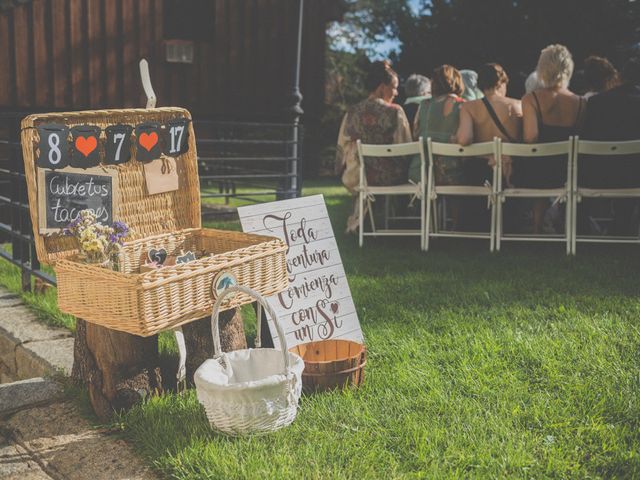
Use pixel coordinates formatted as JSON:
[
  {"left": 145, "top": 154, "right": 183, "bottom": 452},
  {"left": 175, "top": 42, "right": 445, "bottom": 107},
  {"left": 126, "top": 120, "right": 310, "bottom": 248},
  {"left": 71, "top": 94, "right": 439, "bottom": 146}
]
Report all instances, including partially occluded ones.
[
  {"left": 176, "top": 251, "right": 197, "bottom": 264},
  {"left": 143, "top": 156, "right": 179, "bottom": 195}
]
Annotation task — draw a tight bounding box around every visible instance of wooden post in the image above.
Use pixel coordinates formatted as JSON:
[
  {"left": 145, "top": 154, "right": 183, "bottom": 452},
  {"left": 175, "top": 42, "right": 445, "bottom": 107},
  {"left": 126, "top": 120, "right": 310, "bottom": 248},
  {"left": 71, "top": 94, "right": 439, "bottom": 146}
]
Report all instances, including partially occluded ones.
[{"left": 181, "top": 308, "right": 247, "bottom": 385}]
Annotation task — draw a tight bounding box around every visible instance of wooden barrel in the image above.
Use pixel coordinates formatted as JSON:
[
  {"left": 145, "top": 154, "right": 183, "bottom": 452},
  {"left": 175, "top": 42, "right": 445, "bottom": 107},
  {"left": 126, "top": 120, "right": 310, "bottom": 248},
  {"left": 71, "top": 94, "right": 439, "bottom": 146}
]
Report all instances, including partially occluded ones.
[{"left": 289, "top": 340, "right": 366, "bottom": 393}]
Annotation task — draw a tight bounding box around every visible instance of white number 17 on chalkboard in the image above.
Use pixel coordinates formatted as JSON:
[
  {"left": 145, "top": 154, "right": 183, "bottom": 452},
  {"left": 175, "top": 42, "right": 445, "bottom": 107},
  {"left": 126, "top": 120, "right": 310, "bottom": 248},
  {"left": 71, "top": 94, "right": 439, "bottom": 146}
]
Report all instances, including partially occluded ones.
[{"left": 165, "top": 118, "right": 189, "bottom": 155}]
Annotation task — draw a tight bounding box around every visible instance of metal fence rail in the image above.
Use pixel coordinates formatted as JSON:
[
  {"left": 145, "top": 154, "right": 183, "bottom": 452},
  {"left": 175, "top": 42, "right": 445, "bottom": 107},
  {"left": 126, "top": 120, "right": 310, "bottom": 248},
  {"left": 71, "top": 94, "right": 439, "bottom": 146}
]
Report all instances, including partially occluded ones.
[
  {"left": 0, "top": 112, "right": 54, "bottom": 290},
  {"left": 0, "top": 111, "right": 303, "bottom": 291},
  {"left": 195, "top": 119, "right": 303, "bottom": 204}
]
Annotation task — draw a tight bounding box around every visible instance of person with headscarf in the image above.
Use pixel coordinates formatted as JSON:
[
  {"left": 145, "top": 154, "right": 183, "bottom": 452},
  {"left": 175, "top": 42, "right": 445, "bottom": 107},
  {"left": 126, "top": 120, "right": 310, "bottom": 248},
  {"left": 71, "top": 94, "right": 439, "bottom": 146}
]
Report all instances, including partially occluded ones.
[
  {"left": 460, "top": 69, "right": 484, "bottom": 101},
  {"left": 402, "top": 74, "right": 431, "bottom": 125}
]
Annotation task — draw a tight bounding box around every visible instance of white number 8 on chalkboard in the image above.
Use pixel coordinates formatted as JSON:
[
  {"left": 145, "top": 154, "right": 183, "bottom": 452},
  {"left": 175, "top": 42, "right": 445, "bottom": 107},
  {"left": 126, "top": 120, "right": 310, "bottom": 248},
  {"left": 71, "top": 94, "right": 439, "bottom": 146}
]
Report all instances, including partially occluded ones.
[
  {"left": 37, "top": 124, "right": 70, "bottom": 169},
  {"left": 48, "top": 133, "right": 61, "bottom": 165}
]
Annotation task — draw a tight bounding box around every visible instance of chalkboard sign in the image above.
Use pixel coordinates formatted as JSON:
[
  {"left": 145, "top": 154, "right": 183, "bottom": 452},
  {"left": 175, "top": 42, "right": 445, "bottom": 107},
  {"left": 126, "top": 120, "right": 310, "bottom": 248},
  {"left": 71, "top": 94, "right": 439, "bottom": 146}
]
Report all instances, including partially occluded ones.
[{"left": 37, "top": 167, "right": 119, "bottom": 233}]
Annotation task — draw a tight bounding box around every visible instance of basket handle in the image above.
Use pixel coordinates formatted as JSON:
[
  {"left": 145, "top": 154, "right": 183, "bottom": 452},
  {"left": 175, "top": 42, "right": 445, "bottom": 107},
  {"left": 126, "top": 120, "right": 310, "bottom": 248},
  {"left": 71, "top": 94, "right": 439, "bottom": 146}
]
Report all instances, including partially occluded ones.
[{"left": 210, "top": 285, "right": 290, "bottom": 373}]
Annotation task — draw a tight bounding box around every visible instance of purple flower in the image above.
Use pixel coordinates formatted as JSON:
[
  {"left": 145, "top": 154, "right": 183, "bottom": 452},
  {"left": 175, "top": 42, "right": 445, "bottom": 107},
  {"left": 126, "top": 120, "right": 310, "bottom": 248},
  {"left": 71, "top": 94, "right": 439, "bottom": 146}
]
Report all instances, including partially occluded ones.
[{"left": 112, "top": 221, "right": 128, "bottom": 233}]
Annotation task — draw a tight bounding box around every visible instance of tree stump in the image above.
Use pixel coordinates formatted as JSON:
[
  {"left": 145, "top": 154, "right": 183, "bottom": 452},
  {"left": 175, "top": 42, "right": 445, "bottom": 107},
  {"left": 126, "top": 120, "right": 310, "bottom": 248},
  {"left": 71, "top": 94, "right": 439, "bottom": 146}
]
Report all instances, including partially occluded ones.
[
  {"left": 71, "top": 319, "right": 162, "bottom": 420},
  {"left": 181, "top": 307, "right": 247, "bottom": 385},
  {"left": 72, "top": 307, "right": 248, "bottom": 418}
]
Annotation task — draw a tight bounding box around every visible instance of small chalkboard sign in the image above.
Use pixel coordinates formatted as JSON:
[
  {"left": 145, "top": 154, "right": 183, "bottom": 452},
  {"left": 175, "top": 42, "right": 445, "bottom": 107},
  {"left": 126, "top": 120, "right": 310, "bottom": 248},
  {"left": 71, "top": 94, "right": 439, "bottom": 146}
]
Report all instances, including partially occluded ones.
[{"left": 37, "top": 167, "right": 119, "bottom": 233}]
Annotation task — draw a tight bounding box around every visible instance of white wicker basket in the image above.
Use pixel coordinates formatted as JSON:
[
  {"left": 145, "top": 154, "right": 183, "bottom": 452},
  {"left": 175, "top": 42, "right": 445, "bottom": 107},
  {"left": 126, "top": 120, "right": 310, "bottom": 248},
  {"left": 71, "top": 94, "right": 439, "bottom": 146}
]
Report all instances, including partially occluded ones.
[{"left": 194, "top": 285, "right": 304, "bottom": 436}]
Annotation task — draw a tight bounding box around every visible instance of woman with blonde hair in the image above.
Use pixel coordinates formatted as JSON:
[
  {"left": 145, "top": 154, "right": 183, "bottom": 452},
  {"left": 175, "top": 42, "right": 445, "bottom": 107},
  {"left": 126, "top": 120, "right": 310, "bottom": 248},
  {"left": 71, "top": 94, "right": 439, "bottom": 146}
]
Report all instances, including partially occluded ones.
[{"left": 519, "top": 44, "right": 586, "bottom": 233}]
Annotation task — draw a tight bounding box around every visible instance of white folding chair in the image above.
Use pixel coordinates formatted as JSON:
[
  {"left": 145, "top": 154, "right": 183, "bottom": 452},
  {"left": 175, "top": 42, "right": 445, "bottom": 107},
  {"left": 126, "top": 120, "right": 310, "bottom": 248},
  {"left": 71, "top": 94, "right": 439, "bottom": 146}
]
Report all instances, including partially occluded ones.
[
  {"left": 426, "top": 139, "right": 498, "bottom": 251},
  {"left": 571, "top": 137, "right": 640, "bottom": 253},
  {"left": 356, "top": 138, "right": 427, "bottom": 250},
  {"left": 495, "top": 138, "right": 574, "bottom": 254}
]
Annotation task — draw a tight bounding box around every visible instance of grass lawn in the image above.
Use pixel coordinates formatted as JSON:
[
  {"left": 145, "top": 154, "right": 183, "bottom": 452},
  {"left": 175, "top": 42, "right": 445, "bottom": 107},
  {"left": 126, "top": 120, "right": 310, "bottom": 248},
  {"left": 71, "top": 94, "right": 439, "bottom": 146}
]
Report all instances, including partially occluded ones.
[{"left": 2, "top": 179, "right": 639, "bottom": 478}]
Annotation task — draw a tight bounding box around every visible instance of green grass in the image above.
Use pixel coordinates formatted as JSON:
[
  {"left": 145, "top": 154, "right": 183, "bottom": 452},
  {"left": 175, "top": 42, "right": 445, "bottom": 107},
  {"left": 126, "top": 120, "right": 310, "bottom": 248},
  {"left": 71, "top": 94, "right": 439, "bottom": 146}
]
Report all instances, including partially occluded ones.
[
  {"left": 2, "top": 180, "right": 639, "bottom": 478},
  {"left": 0, "top": 256, "right": 76, "bottom": 332}
]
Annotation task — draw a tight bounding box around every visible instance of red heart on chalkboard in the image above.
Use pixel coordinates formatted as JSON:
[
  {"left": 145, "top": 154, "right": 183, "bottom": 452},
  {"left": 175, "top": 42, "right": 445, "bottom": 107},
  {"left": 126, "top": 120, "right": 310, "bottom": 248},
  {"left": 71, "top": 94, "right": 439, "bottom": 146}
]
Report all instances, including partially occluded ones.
[
  {"left": 75, "top": 136, "right": 97, "bottom": 157},
  {"left": 139, "top": 132, "right": 158, "bottom": 152},
  {"left": 331, "top": 302, "right": 339, "bottom": 314}
]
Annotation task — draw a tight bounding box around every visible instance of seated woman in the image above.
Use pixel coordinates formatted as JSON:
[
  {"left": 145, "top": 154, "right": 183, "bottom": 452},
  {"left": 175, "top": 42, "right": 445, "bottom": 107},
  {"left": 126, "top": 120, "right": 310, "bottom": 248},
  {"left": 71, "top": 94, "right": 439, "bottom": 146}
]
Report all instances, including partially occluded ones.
[
  {"left": 413, "top": 65, "right": 466, "bottom": 181},
  {"left": 402, "top": 74, "right": 431, "bottom": 126},
  {"left": 456, "top": 63, "right": 523, "bottom": 185},
  {"left": 460, "top": 69, "right": 484, "bottom": 101},
  {"left": 520, "top": 44, "right": 586, "bottom": 234},
  {"left": 525, "top": 70, "right": 544, "bottom": 94},
  {"left": 413, "top": 64, "right": 466, "bottom": 228},
  {"left": 335, "top": 60, "right": 412, "bottom": 233},
  {"left": 583, "top": 55, "right": 620, "bottom": 99}
]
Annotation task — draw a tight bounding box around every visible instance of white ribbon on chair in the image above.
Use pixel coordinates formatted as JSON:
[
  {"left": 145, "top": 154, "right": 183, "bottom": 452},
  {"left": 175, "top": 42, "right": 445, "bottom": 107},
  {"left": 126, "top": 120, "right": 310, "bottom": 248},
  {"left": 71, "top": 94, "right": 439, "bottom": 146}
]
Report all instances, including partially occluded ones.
[
  {"left": 552, "top": 186, "right": 569, "bottom": 207},
  {"left": 484, "top": 180, "right": 496, "bottom": 210},
  {"left": 407, "top": 180, "right": 423, "bottom": 208},
  {"left": 360, "top": 185, "right": 376, "bottom": 221}
]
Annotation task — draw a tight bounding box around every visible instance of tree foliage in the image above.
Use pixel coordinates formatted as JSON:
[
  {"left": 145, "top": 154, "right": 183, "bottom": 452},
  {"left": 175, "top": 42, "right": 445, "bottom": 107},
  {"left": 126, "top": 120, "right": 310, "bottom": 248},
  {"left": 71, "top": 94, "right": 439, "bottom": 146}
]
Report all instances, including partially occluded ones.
[
  {"left": 329, "top": 0, "right": 640, "bottom": 96},
  {"left": 328, "top": 0, "right": 413, "bottom": 53},
  {"left": 398, "top": 0, "right": 640, "bottom": 95},
  {"left": 317, "top": 0, "right": 639, "bottom": 172}
]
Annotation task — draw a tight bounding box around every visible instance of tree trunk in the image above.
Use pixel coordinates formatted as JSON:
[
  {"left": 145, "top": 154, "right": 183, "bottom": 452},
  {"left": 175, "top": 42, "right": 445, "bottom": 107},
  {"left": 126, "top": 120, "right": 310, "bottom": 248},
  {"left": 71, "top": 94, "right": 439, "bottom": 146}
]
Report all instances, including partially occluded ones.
[
  {"left": 182, "top": 307, "right": 246, "bottom": 386},
  {"left": 71, "top": 319, "right": 162, "bottom": 420},
  {"left": 71, "top": 307, "right": 247, "bottom": 418}
]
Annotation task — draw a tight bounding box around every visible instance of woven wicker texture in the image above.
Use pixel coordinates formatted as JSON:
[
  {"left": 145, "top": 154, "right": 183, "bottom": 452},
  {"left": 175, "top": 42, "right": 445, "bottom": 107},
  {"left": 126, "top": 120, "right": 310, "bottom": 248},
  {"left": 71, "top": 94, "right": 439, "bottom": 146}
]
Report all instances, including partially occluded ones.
[
  {"left": 195, "top": 286, "right": 304, "bottom": 436},
  {"left": 21, "top": 108, "right": 288, "bottom": 336},
  {"left": 21, "top": 107, "right": 202, "bottom": 264}
]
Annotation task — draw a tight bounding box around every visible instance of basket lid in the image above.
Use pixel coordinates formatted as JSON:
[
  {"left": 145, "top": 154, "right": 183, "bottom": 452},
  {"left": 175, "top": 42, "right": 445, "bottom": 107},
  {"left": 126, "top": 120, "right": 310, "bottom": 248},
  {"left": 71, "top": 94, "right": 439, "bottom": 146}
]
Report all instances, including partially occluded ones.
[{"left": 21, "top": 107, "right": 201, "bottom": 265}]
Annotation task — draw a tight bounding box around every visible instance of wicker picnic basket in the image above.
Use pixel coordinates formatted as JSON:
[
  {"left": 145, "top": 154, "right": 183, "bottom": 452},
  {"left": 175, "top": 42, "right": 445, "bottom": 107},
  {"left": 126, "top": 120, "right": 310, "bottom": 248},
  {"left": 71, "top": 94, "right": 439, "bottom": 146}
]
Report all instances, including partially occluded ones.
[
  {"left": 20, "top": 107, "right": 288, "bottom": 336},
  {"left": 194, "top": 285, "right": 305, "bottom": 436},
  {"left": 290, "top": 339, "right": 366, "bottom": 393}
]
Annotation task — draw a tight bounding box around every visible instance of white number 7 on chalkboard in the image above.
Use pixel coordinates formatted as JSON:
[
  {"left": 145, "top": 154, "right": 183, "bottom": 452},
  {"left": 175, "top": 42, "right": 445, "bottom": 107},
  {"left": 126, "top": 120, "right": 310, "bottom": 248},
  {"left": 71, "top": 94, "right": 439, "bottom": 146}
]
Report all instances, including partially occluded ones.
[
  {"left": 169, "top": 125, "right": 185, "bottom": 154},
  {"left": 113, "top": 133, "right": 126, "bottom": 161}
]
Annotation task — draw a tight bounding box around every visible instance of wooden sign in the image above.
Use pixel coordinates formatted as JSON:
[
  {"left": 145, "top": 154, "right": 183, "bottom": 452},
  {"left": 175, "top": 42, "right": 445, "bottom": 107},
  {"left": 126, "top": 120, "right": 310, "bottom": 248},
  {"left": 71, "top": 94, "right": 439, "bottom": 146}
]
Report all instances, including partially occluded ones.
[
  {"left": 238, "top": 195, "right": 364, "bottom": 350},
  {"left": 37, "top": 167, "right": 119, "bottom": 233}
]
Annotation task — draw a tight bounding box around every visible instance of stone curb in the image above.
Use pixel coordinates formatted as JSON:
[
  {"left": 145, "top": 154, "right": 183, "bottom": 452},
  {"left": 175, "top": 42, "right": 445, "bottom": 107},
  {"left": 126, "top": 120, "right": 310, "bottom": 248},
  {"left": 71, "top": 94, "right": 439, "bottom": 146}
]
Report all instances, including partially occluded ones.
[
  {"left": 0, "top": 286, "right": 159, "bottom": 479},
  {"left": 0, "top": 378, "right": 64, "bottom": 417},
  {"left": 0, "top": 287, "right": 74, "bottom": 382}
]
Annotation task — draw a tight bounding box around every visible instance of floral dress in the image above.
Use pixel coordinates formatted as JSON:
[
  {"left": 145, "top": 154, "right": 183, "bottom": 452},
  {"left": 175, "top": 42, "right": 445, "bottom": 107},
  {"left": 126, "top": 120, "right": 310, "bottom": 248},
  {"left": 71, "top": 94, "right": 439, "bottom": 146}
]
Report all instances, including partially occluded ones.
[{"left": 335, "top": 97, "right": 412, "bottom": 232}]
